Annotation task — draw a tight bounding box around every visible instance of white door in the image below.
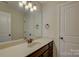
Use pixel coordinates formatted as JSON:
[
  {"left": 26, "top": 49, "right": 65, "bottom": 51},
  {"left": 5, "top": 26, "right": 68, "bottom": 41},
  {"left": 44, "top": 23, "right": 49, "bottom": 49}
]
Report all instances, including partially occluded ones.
[
  {"left": 60, "top": 2, "right": 79, "bottom": 57},
  {"left": 0, "top": 11, "right": 11, "bottom": 42}
]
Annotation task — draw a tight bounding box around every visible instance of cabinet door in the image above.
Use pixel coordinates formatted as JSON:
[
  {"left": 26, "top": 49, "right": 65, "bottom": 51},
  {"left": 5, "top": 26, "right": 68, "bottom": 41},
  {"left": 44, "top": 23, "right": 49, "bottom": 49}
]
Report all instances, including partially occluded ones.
[{"left": 48, "top": 41, "right": 53, "bottom": 57}]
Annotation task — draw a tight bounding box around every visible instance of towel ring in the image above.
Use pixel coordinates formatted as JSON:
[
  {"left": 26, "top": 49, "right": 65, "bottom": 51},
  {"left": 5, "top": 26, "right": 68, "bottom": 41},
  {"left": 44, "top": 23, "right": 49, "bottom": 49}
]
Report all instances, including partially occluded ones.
[{"left": 45, "top": 24, "right": 50, "bottom": 29}]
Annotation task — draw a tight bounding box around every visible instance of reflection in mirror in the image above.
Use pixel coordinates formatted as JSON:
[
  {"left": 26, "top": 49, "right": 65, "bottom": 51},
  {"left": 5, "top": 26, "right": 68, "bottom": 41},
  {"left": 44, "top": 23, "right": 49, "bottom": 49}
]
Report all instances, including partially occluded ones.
[
  {"left": 24, "top": 2, "right": 42, "bottom": 39},
  {"left": 0, "top": 1, "right": 42, "bottom": 42}
]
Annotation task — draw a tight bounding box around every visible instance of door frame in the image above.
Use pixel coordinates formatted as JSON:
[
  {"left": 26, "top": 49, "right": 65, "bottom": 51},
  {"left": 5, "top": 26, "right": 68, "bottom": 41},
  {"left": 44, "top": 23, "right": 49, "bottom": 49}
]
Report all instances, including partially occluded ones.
[
  {"left": 58, "top": 1, "right": 79, "bottom": 56},
  {"left": 0, "top": 11, "right": 11, "bottom": 41}
]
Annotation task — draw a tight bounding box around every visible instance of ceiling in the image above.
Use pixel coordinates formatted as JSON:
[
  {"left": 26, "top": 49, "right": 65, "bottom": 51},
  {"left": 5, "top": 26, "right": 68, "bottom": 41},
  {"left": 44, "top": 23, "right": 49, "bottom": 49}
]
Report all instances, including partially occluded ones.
[
  {"left": 1, "top": 1, "right": 43, "bottom": 13},
  {"left": 0, "top": 1, "right": 66, "bottom": 13}
]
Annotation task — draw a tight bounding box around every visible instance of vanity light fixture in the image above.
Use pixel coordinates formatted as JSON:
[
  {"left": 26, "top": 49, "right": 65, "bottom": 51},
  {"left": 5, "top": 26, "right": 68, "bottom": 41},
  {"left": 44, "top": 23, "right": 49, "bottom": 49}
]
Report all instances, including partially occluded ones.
[
  {"left": 33, "top": 5, "right": 37, "bottom": 10},
  {"left": 25, "top": 5, "right": 29, "bottom": 10},
  {"left": 30, "top": 8, "right": 34, "bottom": 12},
  {"left": 19, "top": 1, "right": 37, "bottom": 12},
  {"left": 19, "top": 2, "right": 23, "bottom": 7},
  {"left": 28, "top": 2, "right": 32, "bottom": 8},
  {"left": 22, "top": 1, "right": 27, "bottom": 5}
]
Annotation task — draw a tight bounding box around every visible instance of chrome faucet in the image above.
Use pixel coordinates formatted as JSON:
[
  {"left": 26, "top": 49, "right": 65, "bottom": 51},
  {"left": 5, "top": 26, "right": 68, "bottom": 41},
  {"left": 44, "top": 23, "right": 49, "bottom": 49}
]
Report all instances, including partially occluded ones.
[{"left": 24, "top": 37, "right": 33, "bottom": 43}]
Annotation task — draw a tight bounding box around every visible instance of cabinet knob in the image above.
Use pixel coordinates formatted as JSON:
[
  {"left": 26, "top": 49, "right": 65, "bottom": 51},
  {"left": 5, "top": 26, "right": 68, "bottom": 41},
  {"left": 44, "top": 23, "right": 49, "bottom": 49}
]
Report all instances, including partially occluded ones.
[{"left": 9, "top": 34, "right": 11, "bottom": 36}]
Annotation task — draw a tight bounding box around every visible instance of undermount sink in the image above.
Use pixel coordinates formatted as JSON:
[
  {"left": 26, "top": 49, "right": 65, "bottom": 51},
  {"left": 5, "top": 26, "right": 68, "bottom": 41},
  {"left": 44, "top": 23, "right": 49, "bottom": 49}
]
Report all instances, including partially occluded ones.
[
  {"left": 0, "top": 39, "right": 41, "bottom": 49},
  {"left": 0, "top": 38, "right": 42, "bottom": 49}
]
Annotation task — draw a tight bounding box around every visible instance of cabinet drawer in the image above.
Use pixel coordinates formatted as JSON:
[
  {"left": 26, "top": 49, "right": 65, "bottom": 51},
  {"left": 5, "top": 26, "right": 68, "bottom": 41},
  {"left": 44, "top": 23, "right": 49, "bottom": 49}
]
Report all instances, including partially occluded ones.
[{"left": 42, "top": 50, "right": 49, "bottom": 57}]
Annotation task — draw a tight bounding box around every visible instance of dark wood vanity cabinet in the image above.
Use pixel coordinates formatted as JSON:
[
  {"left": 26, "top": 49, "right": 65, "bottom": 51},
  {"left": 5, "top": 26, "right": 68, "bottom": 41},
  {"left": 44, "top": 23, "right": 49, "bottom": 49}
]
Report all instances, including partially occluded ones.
[{"left": 27, "top": 41, "right": 53, "bottom": 57}]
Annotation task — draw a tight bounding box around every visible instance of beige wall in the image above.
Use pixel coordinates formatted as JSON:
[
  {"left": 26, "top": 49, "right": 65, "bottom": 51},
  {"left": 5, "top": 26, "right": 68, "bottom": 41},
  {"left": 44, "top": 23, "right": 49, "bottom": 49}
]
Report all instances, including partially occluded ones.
[
  {"left": 42, "top": 2, "right": 60, "bottom": 56},
  {"left": 42, "top": 2, "right": 67, "bottom": 56},
  {"left": 0, "top": 3, "right": 24, "bottom": 40}
]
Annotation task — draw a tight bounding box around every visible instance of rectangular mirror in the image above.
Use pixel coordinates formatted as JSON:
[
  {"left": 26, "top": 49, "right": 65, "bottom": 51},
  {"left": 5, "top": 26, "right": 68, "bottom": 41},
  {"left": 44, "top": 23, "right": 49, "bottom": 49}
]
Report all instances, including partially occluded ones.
[{"left": 0, "top": 1, "right": 42, "bottom": 42}]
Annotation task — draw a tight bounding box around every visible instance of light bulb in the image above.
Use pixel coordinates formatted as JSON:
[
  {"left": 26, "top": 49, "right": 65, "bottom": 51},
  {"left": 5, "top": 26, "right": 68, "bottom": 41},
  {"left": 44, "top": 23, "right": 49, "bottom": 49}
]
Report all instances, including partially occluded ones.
[
  {"left": 25, "top": 5, "right": 29, "bottom": 10},
  {"left": 19, "top": 2, "right": 23, "bottom": 7},
  {"left": 28, "top": 2, "right": 32, "bottom": 8},
  {"left": 30, "top": 8, "right": 34, "bottom": 12},
  {"left": 22, "top": 1, "right": 26, "bottom": 5},
  {"left": 33, "top": 6, "right": 37, "bottom": 10}
]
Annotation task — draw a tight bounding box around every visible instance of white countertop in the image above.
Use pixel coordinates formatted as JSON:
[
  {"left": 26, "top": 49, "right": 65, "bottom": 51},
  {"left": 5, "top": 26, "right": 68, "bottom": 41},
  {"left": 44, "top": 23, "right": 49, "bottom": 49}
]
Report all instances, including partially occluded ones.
[{"left": 0, "top": 38, "right": 53, "bottom": 57}]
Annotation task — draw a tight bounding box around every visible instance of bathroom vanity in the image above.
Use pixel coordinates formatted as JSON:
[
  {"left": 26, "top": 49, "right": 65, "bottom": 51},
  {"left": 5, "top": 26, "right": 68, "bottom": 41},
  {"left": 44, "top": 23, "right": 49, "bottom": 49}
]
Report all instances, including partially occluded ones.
[
  {"left": 27, "top": 41, "right": 53, "bottom": 57},
  {"left": 0, "top": 1, "right": 53, "bottom": 57},
  {"left": 0, "top": 38, "right": 53, "bottom": 57}
]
